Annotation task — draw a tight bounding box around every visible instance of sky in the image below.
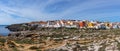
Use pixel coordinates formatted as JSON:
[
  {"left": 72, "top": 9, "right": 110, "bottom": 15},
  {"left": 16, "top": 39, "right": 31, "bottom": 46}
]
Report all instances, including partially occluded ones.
[{"left": 0, "top": 0, "right": 120, "bottom": 25}]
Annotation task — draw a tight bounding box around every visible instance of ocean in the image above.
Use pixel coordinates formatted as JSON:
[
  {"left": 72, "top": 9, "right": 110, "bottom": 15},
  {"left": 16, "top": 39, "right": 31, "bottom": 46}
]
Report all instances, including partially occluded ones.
[{"left": 0, "top": 25, "right": 10, "bottom": 36}]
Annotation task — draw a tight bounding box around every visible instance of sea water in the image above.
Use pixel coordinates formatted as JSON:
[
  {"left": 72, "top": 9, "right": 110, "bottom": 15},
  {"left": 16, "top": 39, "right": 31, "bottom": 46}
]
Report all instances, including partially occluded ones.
[{"left": 0, "top": 25, "right": 10, "bottom": 36}]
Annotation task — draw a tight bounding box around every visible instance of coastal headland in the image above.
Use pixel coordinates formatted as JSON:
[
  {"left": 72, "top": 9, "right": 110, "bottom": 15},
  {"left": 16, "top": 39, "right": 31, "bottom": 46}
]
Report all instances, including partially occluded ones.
[{"left": 1, "top": 20, "right": 120, "bottom": 51}]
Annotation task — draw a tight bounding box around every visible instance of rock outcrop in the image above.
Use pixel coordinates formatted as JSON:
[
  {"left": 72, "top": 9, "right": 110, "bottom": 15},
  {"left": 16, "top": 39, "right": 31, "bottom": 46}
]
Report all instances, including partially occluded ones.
[{"left": 6, "top": 23, "right": 38, "bottom": 32}]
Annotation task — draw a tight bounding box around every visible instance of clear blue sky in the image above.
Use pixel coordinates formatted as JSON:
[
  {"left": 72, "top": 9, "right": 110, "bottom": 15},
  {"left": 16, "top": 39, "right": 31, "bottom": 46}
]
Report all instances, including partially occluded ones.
[{"left": 0, "top": 0, "right": 120, "bottom": 25}]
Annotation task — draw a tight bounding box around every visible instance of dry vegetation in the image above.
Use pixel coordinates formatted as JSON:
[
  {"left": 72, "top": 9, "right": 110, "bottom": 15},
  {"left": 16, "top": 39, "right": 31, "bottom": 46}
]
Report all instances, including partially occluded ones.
[{"left": 0, "top": 29, "right": 120, "bottom": 51}]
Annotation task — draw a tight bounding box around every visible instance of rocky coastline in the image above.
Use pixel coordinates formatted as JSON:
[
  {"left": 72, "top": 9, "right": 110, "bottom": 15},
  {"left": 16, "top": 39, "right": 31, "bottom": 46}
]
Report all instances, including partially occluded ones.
[{"left": 0, "top": 23, "right": 120, "bottom": 51}]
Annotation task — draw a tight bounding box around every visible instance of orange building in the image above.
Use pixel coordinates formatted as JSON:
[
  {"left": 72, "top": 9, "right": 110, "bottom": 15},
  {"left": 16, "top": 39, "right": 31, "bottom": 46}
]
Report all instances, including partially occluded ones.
[{"left": 79, "top": 21, "right": 86, "bottom": 28}]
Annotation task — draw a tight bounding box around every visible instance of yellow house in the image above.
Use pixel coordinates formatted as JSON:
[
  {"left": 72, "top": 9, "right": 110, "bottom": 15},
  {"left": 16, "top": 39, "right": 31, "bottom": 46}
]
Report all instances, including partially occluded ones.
[{"left": 87, "top": 22, "right": 94, "bottom": 28}]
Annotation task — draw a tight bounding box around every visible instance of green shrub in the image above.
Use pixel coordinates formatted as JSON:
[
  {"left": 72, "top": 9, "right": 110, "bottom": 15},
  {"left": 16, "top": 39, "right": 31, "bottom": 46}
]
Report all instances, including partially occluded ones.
[
  {"left": 13, "top": 47, "right": 19, "bottom": 51},
  {"left": 29, "top": 46, "right": 39, "bottom": 50},
  {"left": 15, "top": 39, "right": 34, "bottom": 44},
  {"left": 0, "top": 38, "right": 6, "bottom": 43},
  {"left": 36, "top": 49, "right": 42, "bottom": 51}
]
